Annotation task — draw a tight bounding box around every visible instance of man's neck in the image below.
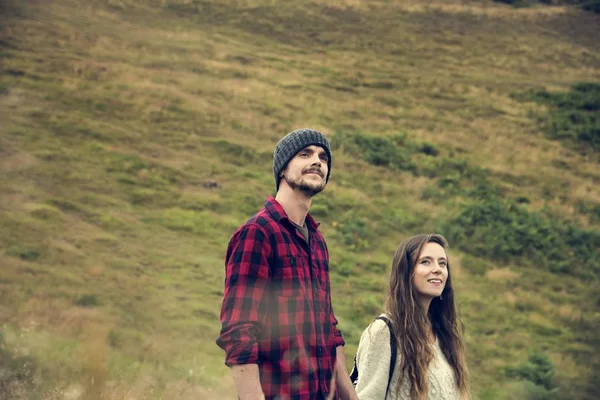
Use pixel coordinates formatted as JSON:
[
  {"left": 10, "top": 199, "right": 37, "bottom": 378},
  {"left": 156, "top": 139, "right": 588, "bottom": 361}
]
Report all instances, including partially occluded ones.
[{"left": 275, "top": 187, "right": 312, "bottom": 227}]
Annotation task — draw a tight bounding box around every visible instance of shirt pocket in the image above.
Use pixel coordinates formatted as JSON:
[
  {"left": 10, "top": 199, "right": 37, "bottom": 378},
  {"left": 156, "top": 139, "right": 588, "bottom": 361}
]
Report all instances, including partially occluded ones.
[{"left": 271, "top": 255, "right": 308, "bottom": 298}]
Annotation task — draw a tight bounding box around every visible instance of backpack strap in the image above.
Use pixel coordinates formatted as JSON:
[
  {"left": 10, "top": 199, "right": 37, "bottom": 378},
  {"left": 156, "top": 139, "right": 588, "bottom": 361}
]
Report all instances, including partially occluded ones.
[
  {"left": 349, "top": 354, "right": 358, "bottom": 386},
  {"left": 349, "top": 316, "right": 397, "bottom": 399},
  {"left": 375, "top": 316, "right": 397, "bottom": 400}
]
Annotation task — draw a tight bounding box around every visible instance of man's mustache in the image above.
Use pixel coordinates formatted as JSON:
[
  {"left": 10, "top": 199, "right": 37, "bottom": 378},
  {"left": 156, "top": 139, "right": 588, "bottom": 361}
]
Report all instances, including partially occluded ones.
[{"left": 303, "top": 168, "right": 324, "bottom": 177}]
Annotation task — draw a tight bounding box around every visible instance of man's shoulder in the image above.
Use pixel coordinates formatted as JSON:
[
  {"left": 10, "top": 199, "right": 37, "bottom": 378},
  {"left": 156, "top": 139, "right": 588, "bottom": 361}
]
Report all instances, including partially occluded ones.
[{"left": 235, "top": 207, "right": 279, "bottom": 236}]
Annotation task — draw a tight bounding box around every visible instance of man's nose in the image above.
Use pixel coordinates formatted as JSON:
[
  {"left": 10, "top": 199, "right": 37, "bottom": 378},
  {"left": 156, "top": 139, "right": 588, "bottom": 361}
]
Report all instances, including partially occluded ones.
[{"left": 310, "top": 154, "right": 322, "bottom": 165}]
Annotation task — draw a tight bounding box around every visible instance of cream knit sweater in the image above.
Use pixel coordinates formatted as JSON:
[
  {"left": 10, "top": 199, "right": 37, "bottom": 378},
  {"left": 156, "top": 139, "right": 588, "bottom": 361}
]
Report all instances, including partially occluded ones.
[{"left": 355, "top": 315, "right": 460, "bottom": 400}]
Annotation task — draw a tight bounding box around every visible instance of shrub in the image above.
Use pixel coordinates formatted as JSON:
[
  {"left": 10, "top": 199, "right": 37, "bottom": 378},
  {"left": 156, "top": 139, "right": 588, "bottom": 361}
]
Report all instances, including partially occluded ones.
[
  {"left": 493, "top": 0, "right": 522, "bottom": 4},
  {"left": 443, "top": 196, "right": 600, "bottom": 279},
  {"left": 6, "top": 247, "right": 43, "bottom": 261},
  {"left": 493, "top": 0, "right": 600, "bottom": 13},
  {"left": 575, "top": 200, "right": 600, "bottom": 222},
  {"left": 74, "top": 294, "right": 100, "bottom": 307},
  {"left": 331, "top": 131, "right": 415, "bottom": 172},
  {"left": 418, "top": 141, "right": 440, "bottom": 156},
  {"left": 580, "top": 0, "right": 600, "bottom": 13},
  {"left": 503, "top": 351, "right": 557, "bottom": 392},
  {"left": 520, "top": 82, "right": 600, "bottom": 150},
  {"left": 418, "top": 156, "right": 499, "bottom": 202}
]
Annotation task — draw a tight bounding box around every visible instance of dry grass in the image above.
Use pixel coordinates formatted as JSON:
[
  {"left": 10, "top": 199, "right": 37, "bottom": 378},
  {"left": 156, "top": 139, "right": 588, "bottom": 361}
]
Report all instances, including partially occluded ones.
[
  {"left": 486, "top": 268, "right": 520, "bottom": 283},
  {"left": 1, "top": 0, "right": 599, "bottom": 398}
]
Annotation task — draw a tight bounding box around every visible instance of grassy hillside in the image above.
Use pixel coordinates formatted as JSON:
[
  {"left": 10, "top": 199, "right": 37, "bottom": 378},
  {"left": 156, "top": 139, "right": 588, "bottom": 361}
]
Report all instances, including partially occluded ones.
[{"left": 1, "top": 0, "right": 599, "bottom": 399}]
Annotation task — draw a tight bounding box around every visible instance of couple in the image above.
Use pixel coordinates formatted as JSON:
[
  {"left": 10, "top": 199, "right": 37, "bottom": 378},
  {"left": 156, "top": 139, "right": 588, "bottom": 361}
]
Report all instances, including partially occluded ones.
[{"left": 216, "top": 129, "right": 469, "bottom": 400}]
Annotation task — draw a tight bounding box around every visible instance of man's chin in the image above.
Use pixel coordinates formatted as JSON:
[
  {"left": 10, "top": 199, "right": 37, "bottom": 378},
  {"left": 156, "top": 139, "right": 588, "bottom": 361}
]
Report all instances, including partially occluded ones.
[
  {"left": 299, "top": 183, "right": 325, "bottom": 197},
  {"left": 284, "top": 176, "right": 325, "bottom": 196}
]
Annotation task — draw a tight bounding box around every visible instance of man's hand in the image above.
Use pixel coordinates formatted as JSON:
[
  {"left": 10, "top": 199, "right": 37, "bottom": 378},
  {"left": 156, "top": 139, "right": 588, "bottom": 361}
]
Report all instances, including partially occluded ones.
[
  {"left": 333, "top": 346, "right": 359, "bottom": 400},
  {"left": 231, "top": 364, "right": 265, "bottom": 400}
]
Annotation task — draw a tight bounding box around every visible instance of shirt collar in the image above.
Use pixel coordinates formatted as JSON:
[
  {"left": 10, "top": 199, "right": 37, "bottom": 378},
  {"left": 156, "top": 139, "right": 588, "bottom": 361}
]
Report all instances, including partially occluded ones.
[{"left": 265, "top": 196, "right": 320, "bottom": 230}]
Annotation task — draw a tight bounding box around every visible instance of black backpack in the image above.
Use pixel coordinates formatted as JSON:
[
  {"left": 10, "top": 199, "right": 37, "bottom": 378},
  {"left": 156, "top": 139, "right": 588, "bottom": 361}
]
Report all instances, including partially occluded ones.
[{"left": 349, "top": 316, "right": 397, "bottom": 400}]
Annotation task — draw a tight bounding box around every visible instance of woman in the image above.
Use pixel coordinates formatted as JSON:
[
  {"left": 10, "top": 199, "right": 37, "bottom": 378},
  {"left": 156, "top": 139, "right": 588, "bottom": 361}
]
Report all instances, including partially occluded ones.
[{"left": 355, "top": 234, "right": 469, "bottom": 400}]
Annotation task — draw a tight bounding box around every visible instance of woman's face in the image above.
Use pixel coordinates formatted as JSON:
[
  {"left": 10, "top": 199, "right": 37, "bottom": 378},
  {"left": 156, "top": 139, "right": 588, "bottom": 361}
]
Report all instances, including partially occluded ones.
[{"left": 412, "top": 242, "right": 448, "bottom": 304}]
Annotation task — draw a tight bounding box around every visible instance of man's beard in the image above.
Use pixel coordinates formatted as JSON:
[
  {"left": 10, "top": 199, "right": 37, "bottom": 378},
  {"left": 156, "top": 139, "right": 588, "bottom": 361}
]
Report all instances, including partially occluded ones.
[{"left": 283, "top": 173, "right": 325, "bottom": 197}]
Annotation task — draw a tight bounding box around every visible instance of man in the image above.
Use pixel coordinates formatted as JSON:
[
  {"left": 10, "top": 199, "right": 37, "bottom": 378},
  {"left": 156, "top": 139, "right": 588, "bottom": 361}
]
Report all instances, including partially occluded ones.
[{"left": 217, "top": 129, "right": 358, "bottom": 400}]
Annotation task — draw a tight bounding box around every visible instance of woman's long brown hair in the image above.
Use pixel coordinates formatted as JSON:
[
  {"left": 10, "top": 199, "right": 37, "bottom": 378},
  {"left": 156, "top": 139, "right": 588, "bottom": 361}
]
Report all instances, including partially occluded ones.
[{"left": 384, "top": 233, "right": 469, "bottom": 399}]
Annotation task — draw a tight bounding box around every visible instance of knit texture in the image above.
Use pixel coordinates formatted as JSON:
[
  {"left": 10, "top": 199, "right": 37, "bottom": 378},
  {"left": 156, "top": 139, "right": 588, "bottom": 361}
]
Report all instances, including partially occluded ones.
[
  {"left": 355, "top": 315, "right": 461, "bottom": 400},
  {"left": 272, "top": 128, "right": 332, "bottom": 190}
]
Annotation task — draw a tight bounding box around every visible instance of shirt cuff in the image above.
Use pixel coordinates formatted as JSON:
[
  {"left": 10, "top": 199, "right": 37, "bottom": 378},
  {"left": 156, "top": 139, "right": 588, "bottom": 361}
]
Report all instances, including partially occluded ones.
[{"left": 224, "top": 342, "right": 260, "bottom": 367}]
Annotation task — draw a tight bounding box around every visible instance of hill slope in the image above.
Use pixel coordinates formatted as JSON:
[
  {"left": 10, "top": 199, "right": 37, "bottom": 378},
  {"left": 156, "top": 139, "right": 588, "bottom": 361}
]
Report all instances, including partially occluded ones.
[{"left": 1, "top": 0, "right": 599, "bottom": 399}]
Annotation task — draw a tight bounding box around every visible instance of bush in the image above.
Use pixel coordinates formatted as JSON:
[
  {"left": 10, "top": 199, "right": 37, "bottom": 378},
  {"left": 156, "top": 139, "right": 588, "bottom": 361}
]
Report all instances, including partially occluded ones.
[
  {"left": 6, "top": 247, "right": 43, "bottom": 261},
  {"left": 580, "top": 0, "right": 600, "bottom": 13},
  {"left": 503, "top": 351, "right": 557, "bottom": 392},
  {"left": 74, "top": 294, "right": 100, "bottom": 307},
  {"left": 575, "top": 200, "right": 600, "bottom": 222},
  {"left": 520, "top": 82, "right": 600, "bottom": 150},
  {"left": 493, "top": 0, "right": 600, "bottom": 13},
  {"left": 443, "top": 196, "right": 600, "bottom": 279},
  {"left": 331, "top": 131, "right": 415, "bottom": 172},
  {"left": 417, "top": 155, "right": 500, "bottom": 202},
  {"left": 332, "top": 130, "right": 497, "bottom": 201},
  {"left": 493, "top": 0, "right": 522, "bottom": 4}
]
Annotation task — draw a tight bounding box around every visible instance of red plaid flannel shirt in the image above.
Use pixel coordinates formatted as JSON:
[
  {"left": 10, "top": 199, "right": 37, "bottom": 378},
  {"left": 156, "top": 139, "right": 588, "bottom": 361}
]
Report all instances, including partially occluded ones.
[{"left": 216, "top": 196, "right": 345, "bottom": 400}]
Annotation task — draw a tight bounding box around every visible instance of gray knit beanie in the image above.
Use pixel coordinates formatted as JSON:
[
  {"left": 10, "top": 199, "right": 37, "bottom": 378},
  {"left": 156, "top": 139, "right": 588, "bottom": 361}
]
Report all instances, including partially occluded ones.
[{"left": 273, "top": 128, "right": 332, "bottom": 191}]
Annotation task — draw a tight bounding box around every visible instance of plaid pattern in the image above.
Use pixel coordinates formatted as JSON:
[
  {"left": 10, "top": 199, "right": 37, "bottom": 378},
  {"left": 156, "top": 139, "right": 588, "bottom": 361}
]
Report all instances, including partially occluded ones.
[{"left": 217, "top": 196, "right": 345, "bottom": 400}]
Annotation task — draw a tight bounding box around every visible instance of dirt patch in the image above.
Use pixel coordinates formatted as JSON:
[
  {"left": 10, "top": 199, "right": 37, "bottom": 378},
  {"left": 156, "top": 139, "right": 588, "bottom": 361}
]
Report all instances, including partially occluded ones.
[{"left": 0, "top": 151, "right": 38, "bottom": 173}]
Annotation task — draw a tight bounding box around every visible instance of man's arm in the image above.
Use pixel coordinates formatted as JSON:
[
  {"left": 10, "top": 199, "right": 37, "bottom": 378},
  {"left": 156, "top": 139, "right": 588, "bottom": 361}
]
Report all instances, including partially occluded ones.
[
  {"left": 334, "top": 346, "right": 359, "bottom": 400},
  {"left": 216, "top": 224, "right": 271, "bottom": 398},
  {"left": 322, "top": 252, "right": 355, "bottom": 398},
  {"left": 231, "top": 364, "right": 265, "bottom": 400}
]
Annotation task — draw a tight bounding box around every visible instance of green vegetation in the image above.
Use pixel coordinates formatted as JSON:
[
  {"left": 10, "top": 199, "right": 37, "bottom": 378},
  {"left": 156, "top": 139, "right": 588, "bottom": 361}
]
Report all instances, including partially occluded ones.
[
  {"left": 519, "top": 82, "right": 600, "bottom": 151},
  {"left": 332, "top": 131, "right": 418, "bottom": 172},
  {"left": 444, "top": 196, "right": 600, "bottom": 278},
  {"left": 493, "top": 0, "right": 600, "bottom": 13},
  {"left": 0, "top": 332, "right": 37, "bottom": 398},
  {"left": 503, "top": 351, "right": 558, "bottom": 399},
  {"left": 1, "top": 0, "right": 599, "bottom": 399}
]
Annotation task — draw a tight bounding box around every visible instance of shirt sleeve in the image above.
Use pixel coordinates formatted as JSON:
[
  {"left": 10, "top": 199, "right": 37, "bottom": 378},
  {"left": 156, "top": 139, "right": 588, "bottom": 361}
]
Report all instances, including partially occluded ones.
[
  {"left": 216, "top": 223, "right": 271, "bottom": 366},
  {"left": 327, "top": 277, "right": 345, "bottom": 348},
  {"left": 355, "top": 319, "right": 393, "bottom": 400}
]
